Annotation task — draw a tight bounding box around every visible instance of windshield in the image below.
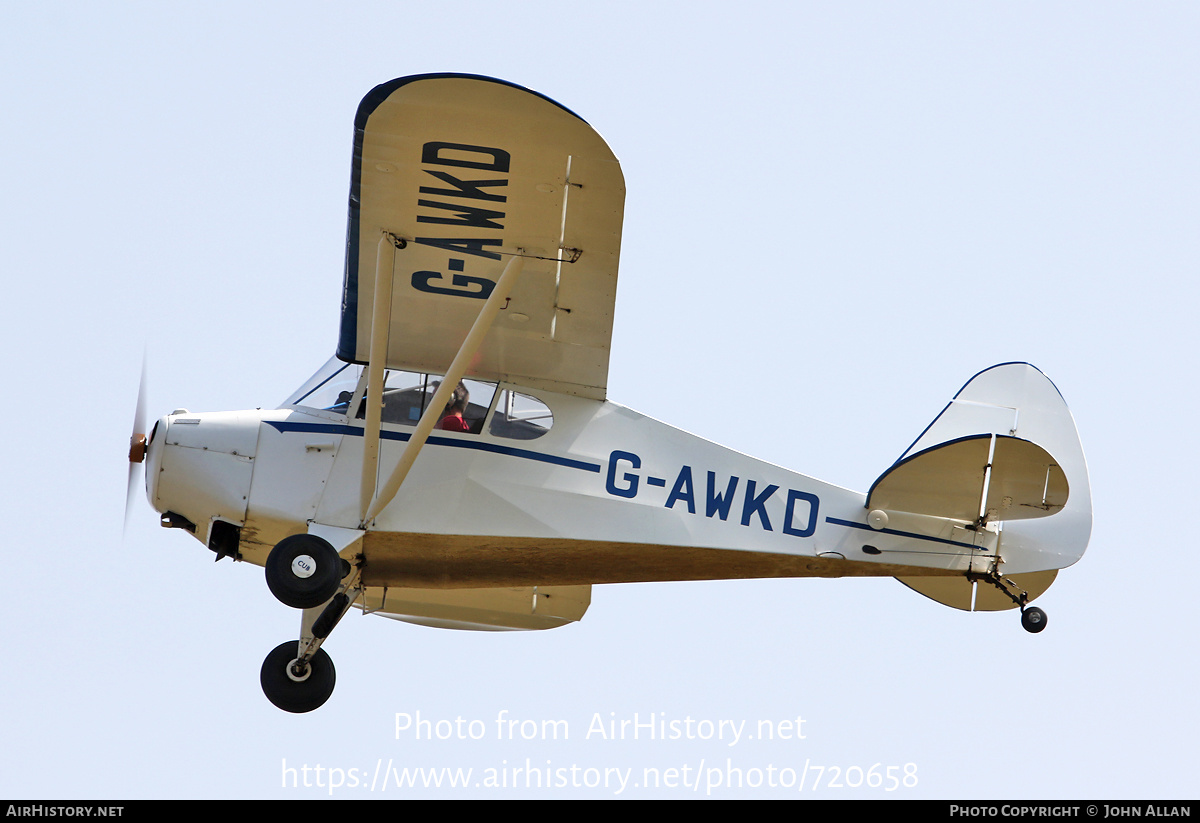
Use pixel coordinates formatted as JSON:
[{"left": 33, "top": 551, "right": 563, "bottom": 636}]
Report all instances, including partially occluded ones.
[{"left": 282, "top": 356, "right": 363, "bottom": 412}]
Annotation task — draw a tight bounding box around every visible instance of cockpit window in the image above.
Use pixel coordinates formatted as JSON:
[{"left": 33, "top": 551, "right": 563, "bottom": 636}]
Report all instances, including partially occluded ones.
[
  {"left": 374, "top": 372, "right": 497, "bottom": 435},
  {"left": 287, "top": 358, "right": 552, "bottom": 440},
  {"left": 489, "top": 390, "right": 553, "bottom": 440},
  {"left": 372, "top": 371, "right": 433, "bottom": 424}
]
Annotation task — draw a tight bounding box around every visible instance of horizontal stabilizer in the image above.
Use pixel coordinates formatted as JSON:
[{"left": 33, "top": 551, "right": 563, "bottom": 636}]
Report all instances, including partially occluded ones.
[
  {"left": 897, "top": 570, "right": 1058, "bottom": 612},
  {"left": 867, "top": 434, "right": 1068, "bottom": 522}
]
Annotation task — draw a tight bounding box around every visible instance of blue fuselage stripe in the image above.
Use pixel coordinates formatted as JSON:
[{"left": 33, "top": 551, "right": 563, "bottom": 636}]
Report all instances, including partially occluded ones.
[
  {"left": 265, "top": 420, "right": 602, "bottom": 473},
  {"left": 824, "top": 517, "right": 980, "bottom": 550}
]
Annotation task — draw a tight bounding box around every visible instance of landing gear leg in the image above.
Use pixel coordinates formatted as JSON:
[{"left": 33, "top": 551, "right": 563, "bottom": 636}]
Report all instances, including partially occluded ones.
[{"left": 968, "top": 568, "right": 1050, "bottom": 634}]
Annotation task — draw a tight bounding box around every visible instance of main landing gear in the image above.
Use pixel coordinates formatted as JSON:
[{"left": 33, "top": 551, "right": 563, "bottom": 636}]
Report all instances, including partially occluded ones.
[{"left": 260, "top": 534, "right": 361, "bottom": 713}]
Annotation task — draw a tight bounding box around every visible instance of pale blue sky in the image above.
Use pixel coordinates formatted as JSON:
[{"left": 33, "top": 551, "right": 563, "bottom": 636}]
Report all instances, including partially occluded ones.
[{"left": 3, "top": 2, "right": 1197, "bottom": 798}]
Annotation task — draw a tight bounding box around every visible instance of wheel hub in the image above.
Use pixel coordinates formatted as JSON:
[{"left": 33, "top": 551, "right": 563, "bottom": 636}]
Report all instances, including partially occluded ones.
[
  {"left": 291, "top": 555, "right": 316, "bottom": 579},
  {"left": 287, "top": 659, "right": 313, "bottom": 682}
]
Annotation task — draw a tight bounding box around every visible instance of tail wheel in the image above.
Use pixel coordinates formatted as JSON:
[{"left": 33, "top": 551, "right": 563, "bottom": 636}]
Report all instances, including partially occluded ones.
[
  {"left": 1021, "top": 606, "right": 1048, "bottom": 633},
  {"left": 260, "top": 641, "right": 336, "bottom": 713},
  {"left": 265, "top": 534, "right": 344, "bottom": 609}
]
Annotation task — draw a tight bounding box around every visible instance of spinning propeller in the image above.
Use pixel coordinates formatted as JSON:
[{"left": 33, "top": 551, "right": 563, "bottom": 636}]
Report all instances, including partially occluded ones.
[{"left": 125, "top": 356, "right": 148, "bottom": 533}]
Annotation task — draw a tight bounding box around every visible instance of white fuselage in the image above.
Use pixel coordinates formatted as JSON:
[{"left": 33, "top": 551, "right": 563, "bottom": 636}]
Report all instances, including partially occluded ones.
[{"left": 147, "top": 377, "right": 996, "bottom": 586}]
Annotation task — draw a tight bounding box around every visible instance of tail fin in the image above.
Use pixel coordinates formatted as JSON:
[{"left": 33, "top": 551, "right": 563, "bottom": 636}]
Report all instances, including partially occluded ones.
[{"left": 882, "top": 363, "right": 1092, "bottom": 611}]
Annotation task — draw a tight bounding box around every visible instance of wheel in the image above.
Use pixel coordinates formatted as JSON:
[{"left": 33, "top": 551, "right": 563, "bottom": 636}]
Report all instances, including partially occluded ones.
[
  {"left": 265, "top": 534, "right": 343, "bottom": 609},
  {"left": 1021, "top": 606, "right": 1048, "bottom": 633},
  {"left": 260, "top": 641, "right": 336, "bottom": 713}
]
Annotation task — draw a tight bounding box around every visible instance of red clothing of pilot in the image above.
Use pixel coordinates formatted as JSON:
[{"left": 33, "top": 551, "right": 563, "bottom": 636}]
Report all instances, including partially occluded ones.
[{"left": 439, "top": 412, "right": 469, "bottom": 432}]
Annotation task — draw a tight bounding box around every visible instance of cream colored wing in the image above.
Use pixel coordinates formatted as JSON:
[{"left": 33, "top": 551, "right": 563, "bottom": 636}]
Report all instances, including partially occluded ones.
[{"left": 337, "top": 74, "right": 625, "bottom": 400}]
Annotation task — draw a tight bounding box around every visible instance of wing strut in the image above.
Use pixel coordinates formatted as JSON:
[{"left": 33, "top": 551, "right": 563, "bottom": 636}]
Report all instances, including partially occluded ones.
[
  {"left": 359, "top": 241, "right": 525, "bottom": 526},
  {"left": 358, "top": 233, "right": 397, "bottom": 522}
]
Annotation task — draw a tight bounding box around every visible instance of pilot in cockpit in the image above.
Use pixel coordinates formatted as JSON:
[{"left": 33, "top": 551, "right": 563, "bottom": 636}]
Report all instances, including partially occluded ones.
[{"left": 438, "top": 383, "right": 470, "bottom": 432}]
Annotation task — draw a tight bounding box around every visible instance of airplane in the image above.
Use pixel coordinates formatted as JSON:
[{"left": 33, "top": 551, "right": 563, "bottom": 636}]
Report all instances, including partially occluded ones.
[{"left": 126, "top": 73, "right": 1092, "bottom": 713}]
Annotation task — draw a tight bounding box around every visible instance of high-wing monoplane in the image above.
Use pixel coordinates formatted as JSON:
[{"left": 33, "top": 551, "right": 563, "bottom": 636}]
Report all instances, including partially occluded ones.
[{"left": 127, "top": 74, "right": 1092, "bottom": 713}]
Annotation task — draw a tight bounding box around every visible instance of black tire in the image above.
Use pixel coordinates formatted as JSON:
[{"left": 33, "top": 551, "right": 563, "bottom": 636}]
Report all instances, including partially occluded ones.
[
  {"left": 265, "top": 534, "right": 342, "bottom": 609},
  {"left": 1021, "top": 606, "right": 1048, "bottom": 634},
  {"left": 260, "top": 641, "right": 336, "bottom": 713}
]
